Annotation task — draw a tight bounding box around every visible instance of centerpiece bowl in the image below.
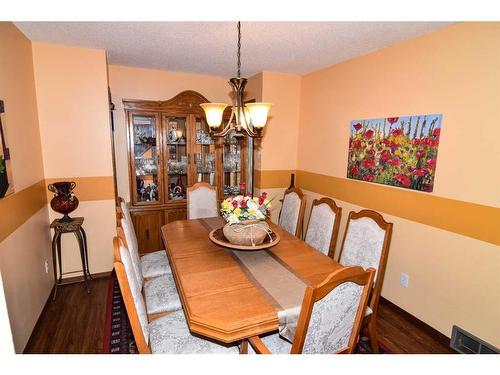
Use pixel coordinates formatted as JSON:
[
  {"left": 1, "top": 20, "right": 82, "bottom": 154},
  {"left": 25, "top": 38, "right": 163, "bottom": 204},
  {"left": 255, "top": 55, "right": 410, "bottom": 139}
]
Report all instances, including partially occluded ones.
[{"left": 212, "top": 192, "right": 280, "bottom": 250}]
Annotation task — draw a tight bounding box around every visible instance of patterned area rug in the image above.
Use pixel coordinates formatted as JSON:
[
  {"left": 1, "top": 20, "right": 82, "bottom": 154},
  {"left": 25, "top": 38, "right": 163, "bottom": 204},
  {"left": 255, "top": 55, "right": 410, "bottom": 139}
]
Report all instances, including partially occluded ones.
[
  {"left": 102, "top": 271, "right": 137, "bottom": 354},
  {"left": 103, "top": 271, "right": 387, "bottom": 354}
]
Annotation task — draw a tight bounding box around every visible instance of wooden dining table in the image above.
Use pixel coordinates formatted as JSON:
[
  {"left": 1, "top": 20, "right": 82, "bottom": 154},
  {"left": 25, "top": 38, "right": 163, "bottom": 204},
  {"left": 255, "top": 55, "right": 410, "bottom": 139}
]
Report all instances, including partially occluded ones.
[{"left": 161, "top": 217, "right": 343, "bottom": 344}]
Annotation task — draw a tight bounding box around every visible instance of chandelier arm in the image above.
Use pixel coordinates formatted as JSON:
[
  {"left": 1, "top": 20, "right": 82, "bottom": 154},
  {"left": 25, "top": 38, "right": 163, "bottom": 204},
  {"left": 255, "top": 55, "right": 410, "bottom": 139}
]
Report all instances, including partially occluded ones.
[{"left": 212, "top": 110, "right": 235, "bottom": 137}]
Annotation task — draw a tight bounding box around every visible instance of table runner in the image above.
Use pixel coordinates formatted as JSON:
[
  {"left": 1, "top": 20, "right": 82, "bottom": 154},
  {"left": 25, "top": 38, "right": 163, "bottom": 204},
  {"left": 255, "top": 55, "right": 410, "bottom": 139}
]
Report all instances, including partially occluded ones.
[{"left": 199, "top": 217, "right": 307, "bottom": 342}]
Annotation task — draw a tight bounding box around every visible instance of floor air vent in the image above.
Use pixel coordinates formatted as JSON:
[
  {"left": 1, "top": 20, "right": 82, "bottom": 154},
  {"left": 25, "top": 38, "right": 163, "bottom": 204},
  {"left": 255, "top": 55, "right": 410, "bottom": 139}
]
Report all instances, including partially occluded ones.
[{"left": 450, "top": 325, "right": 499, "bottom": 354}]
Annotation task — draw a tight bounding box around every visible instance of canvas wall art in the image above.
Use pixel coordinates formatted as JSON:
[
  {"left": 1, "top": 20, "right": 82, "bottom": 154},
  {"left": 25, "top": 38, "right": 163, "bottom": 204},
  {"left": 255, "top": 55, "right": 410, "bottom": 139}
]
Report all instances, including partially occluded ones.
[{"left": 347, "top": 114, "right": 443, "bottom": 192}]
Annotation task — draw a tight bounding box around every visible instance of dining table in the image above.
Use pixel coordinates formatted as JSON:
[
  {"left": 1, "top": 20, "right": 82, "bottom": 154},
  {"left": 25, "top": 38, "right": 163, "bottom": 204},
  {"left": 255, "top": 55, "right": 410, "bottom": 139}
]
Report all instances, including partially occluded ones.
[{"left": 161, "top": 217, "right": 343, "bottom": 344}]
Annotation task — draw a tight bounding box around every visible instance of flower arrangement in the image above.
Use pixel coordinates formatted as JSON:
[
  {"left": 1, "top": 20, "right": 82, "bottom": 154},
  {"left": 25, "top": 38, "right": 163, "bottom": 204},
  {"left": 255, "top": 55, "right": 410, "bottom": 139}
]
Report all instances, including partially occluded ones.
[
  {"left": 347, "top": 114, "right": 442, "bottom": 192},
  {"left": 221, "top": 192, "right": 271, "bottom": 225}
]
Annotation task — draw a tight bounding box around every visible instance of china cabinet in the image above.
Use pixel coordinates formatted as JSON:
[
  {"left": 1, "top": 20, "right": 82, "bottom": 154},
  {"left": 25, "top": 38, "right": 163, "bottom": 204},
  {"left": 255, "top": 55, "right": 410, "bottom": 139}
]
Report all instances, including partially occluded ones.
[{"left": 124, "top": 91, "right": 252, "bottom": 253}]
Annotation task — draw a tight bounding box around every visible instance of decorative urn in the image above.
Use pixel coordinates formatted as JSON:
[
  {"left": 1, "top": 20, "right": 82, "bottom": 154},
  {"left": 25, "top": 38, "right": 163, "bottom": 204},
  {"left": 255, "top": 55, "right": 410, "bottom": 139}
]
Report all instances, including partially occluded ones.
[{"left": 48, "top": 181, "right": 79, "bottom": 222}]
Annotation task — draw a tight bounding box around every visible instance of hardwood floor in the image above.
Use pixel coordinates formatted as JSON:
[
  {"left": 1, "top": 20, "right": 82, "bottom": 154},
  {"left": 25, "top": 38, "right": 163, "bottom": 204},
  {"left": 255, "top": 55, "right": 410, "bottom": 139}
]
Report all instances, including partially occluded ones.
[
  {"left": 24, "top": 277, "right": 454, "bottom": 354},
  {"left": 377, "top": 297, "right": 455, "bottom": 354},
  {"left": 24, "top": 277, "right": 108, "bottom": 354}
]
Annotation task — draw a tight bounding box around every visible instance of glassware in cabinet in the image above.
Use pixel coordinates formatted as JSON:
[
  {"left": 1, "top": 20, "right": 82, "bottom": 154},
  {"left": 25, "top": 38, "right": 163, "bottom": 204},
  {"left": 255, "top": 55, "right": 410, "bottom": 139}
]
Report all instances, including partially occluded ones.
[
  {"left": 164, "top": 116, "right": 188, "bottom": 201},
  {"left": 222, "top": 130, "right": 247, "bottom": 196},
  {"left": 193, "top": 116, "right": 217, "bottom": 186},
  {"left": 130, "top": 113, "right": 161, "bottom": 204}
]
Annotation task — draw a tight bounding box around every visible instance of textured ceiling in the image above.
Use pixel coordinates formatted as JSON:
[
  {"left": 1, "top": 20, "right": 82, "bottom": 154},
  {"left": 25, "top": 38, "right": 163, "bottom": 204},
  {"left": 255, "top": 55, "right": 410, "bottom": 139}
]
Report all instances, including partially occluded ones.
[{"left": 15, "top": 22, "right": 453, "bottom": 76}]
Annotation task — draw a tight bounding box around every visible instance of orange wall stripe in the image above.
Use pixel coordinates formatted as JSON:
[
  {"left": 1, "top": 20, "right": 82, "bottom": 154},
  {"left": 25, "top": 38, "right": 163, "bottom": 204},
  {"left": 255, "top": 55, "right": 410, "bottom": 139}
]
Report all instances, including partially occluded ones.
[
  {"left": 255, "top": 169, "right": 499, "bottom": 245},
  {"left": 0, "top": 176, "right": 115, "bottom": 243},
  {"left": 295, "top": 170, "right": 500, "bottom": 246},
  {"left": 0, "top": 180, "right": 47, "bottom": 242},
  {"left": 45, "top": 176, "right": 115, "bottom": 203},
  {"left": 254, "top": 169, "right": 295, "bottom": 189}
]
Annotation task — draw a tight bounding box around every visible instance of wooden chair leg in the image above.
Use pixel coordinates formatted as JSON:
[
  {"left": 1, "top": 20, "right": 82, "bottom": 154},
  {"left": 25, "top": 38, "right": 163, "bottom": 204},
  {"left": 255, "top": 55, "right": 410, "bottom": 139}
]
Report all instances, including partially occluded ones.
[
  {"left": 367, "top": 316, "right": 379, "bottom": 354},
  {"left": 240, "top": 339, "right": 249, "bottom": 354}
]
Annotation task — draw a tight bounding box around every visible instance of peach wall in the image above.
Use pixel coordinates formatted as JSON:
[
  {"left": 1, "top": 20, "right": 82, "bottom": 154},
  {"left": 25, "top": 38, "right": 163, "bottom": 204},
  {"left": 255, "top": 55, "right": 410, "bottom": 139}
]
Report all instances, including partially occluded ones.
[
  {"left": 0, "top": 23, "right": 45, "bottom": 191},
  {"left": 32, "top": 43, "right": 115, "bottom": 277},
  {"left": 108, "top": 65, "right": 231, "bottom": 202},
  {"left": 32, "top": 43, "right": 113, "bottom": 178},
  {"left": 259, "top": 72, "right": 301, "bottom": 171},
  {"left": 0, "top": 23, "right": 52, "bottom": 353},
  {"left": 298, "top": 22, "right": 500, "bottom": 207},
  {"left": 297, "top": 22, "right": 500, "bottom": 346},
  {"left": 0, "top": 272, "right": 15, "bottom": 353}
]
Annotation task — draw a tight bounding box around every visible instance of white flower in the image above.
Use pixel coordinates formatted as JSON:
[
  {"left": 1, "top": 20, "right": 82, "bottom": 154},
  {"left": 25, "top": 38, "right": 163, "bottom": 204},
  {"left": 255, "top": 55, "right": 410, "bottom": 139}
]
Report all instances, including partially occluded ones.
[{"left": 227, "top": 214, "right": 240, "bottom": 225}]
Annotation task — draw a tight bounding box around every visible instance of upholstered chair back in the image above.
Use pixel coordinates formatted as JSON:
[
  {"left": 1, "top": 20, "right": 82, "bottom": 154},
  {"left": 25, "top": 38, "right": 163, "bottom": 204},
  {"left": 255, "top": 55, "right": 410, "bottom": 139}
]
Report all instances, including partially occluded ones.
[
  {"left": 303, "top": 281, "right": 363, "bottom": 353},
  {"left": 187, "top": 183, "right": 218, "bottom": 219},
  {"left": 120, "top": 200, "right": 133, "bottom": 224},
  {"left": 339, "top": 211, "right": 391, "bottom": 284},
  {"left": 118, "top": 244, "right": 149, "bottom": 345},
  {"left": 291, "top": 266, "right": 374, "bottom": 354},
  {"left": 121, "top": 217, "right": 144, "bottom": 288},
  {"left": 278, "top": 188, "right": 306, "bottom": 237},
  {"left": 304, "top": 198, "right": 341, "bottom": 257}
]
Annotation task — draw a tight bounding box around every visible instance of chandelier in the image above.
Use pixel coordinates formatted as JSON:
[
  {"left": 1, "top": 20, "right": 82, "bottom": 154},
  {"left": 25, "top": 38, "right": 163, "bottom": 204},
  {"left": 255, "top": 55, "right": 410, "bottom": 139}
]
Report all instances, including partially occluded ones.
[{"left": 200, "top": 22, "right": 272, "bottom": 138}]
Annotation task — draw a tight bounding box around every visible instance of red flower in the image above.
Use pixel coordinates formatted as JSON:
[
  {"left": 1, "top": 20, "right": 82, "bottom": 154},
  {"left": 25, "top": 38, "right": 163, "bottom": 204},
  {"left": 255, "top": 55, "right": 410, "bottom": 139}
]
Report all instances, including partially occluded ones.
[
  {"left": 428, "top": 138, "right": 438, "bottom": 147},
  {"left": 426, "top": 158, "right": 437, "bottom": 169},
  {"left": 416, "top": 149, "right": 426, "bottom": 159},
  {"left": 433, "top": 128, "right": 441, "bottom": 137},
  {"left": 395, "top": 173, "right": 411, "bottom": 187},
  {"left": 247, "top": 192, "right": 252, "bottom": 197},
  {"left": 387, "top": 117, "right": 399, "bottom": 125},
  {"left": 232, "top": 200, "right": 238, "bottom": 208},
  {"left": 412, "top": 138, "right": 420, "bottom": 146},
  {"left": 363, "top": 175, "right": 374, "bottom": 182},
  {"left": 258, "top": 197, "right": 264, "bottom": 205},
  {"left": 364, "top": 129, "right": 374, "bottom": 139},
  {"left": 350, "top": 166, "right": 359, "bottom": 176},
  {"left": 240, "top": 199, "right": 247, "bottom": 208},
  {"left": 391, "top": 128, "right": 403, "bottom": 137},
  {"left": 363, "top": 158, "right": 376, "bottom": 169},
  {"left": 261, "top": 192, "right": 268, "bottom": 198},
  {"left": 353, "top": 123, "right": 362, "bottom": 132},
  {"left": 387, "top": 157, "right": 401, "bottom": 166},
  {"left": 380, "top": 150, "right": 391, "bottom": 162},
  {"left": 413, "top": 168, "right": 427, "bottom": 177}
]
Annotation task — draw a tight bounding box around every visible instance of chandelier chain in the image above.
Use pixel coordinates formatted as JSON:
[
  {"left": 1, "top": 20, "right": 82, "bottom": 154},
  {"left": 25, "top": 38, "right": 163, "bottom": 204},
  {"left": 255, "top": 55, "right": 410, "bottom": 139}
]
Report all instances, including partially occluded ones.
[{"left": 237, "top": 21, "right": 241, "bottom": 78}]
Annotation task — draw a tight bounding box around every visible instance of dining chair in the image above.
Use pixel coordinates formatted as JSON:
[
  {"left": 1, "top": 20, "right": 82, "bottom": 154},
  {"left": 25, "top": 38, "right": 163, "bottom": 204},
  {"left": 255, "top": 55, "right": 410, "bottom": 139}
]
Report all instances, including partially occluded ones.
[
  {"left": 337, "top": 209, "right": 393, "bottom": 353},
  {"left": 113, "top": 237, "right": 239, "bottom": 354},
  {"left": 240, "top": 265, "right": 375, "bottom": 354},
  {"left": 116, "top": 201, "right": 172, "bottom": 279},
  {"left": 187, "top": 182, "right": 218, "bottom": 220},
  {"left": 278, "top": 187, "right": 306, "bottom": 237},
  {"left": 304, "top": 197, "right": 342, "bottom": 258},
  {"left": 117, "top": 217, "right": 181, "bottom": 317}
]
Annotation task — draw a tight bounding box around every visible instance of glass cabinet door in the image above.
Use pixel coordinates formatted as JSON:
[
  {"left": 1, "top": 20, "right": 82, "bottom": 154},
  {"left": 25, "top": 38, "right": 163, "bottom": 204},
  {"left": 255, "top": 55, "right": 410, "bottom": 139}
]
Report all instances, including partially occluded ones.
[
  {"left": 164, "top": 116, "right": 188, "bottom": 201},
  {"left": 193, "top": 116, "right": 217, "bottom": 187},
  {"left": 130, "top": 113, "right": 161, "bottom": 204},
  {"left": 222, "top": 131, "right": 247, "bottom": 196}
]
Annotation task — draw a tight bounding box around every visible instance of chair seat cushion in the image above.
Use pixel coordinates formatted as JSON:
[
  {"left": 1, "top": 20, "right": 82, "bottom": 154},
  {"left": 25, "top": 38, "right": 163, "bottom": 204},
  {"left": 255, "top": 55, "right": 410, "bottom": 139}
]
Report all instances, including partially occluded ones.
[
  {"left": 247, "top": 332, "right": 292, "bottom": 354},
  {"left": 149, "top": 310, "right": 239, "bottom": 354},
  {"left": 140, "top": 251, "right": 172, "bottom": 279},
  {"left": 143, "top": 274, "right": 182, "bottom": 315}
]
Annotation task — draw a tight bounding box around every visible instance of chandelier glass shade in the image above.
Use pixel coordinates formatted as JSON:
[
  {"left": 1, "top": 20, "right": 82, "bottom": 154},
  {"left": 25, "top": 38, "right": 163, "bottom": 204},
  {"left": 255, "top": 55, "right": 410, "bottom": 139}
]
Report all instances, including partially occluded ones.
[{"left": 200, "top": 22, "right": 272, "bottom": 138}]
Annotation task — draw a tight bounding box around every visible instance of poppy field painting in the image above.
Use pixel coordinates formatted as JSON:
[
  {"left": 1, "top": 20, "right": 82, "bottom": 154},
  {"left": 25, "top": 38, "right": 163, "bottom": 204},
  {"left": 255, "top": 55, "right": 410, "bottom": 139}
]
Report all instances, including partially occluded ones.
[{"left": 347, "top": 114, "right": 443, "bottom": 192}]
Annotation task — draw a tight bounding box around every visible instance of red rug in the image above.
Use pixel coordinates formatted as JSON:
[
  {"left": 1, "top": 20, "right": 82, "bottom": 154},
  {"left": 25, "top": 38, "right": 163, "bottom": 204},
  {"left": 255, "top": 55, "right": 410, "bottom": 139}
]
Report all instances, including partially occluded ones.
[{"left": 102, "top": 271, "right": 137, "bottom": 354}]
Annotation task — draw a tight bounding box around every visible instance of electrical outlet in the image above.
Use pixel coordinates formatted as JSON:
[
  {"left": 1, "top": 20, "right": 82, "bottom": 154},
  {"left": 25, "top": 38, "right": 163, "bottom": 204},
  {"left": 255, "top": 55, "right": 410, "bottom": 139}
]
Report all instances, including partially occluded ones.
[
  {"left": 400, "top": 273, "right": 409, "bottom": 288},
  {"left": 44, "top": 259, "right": 49, "bottom": 274}
]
